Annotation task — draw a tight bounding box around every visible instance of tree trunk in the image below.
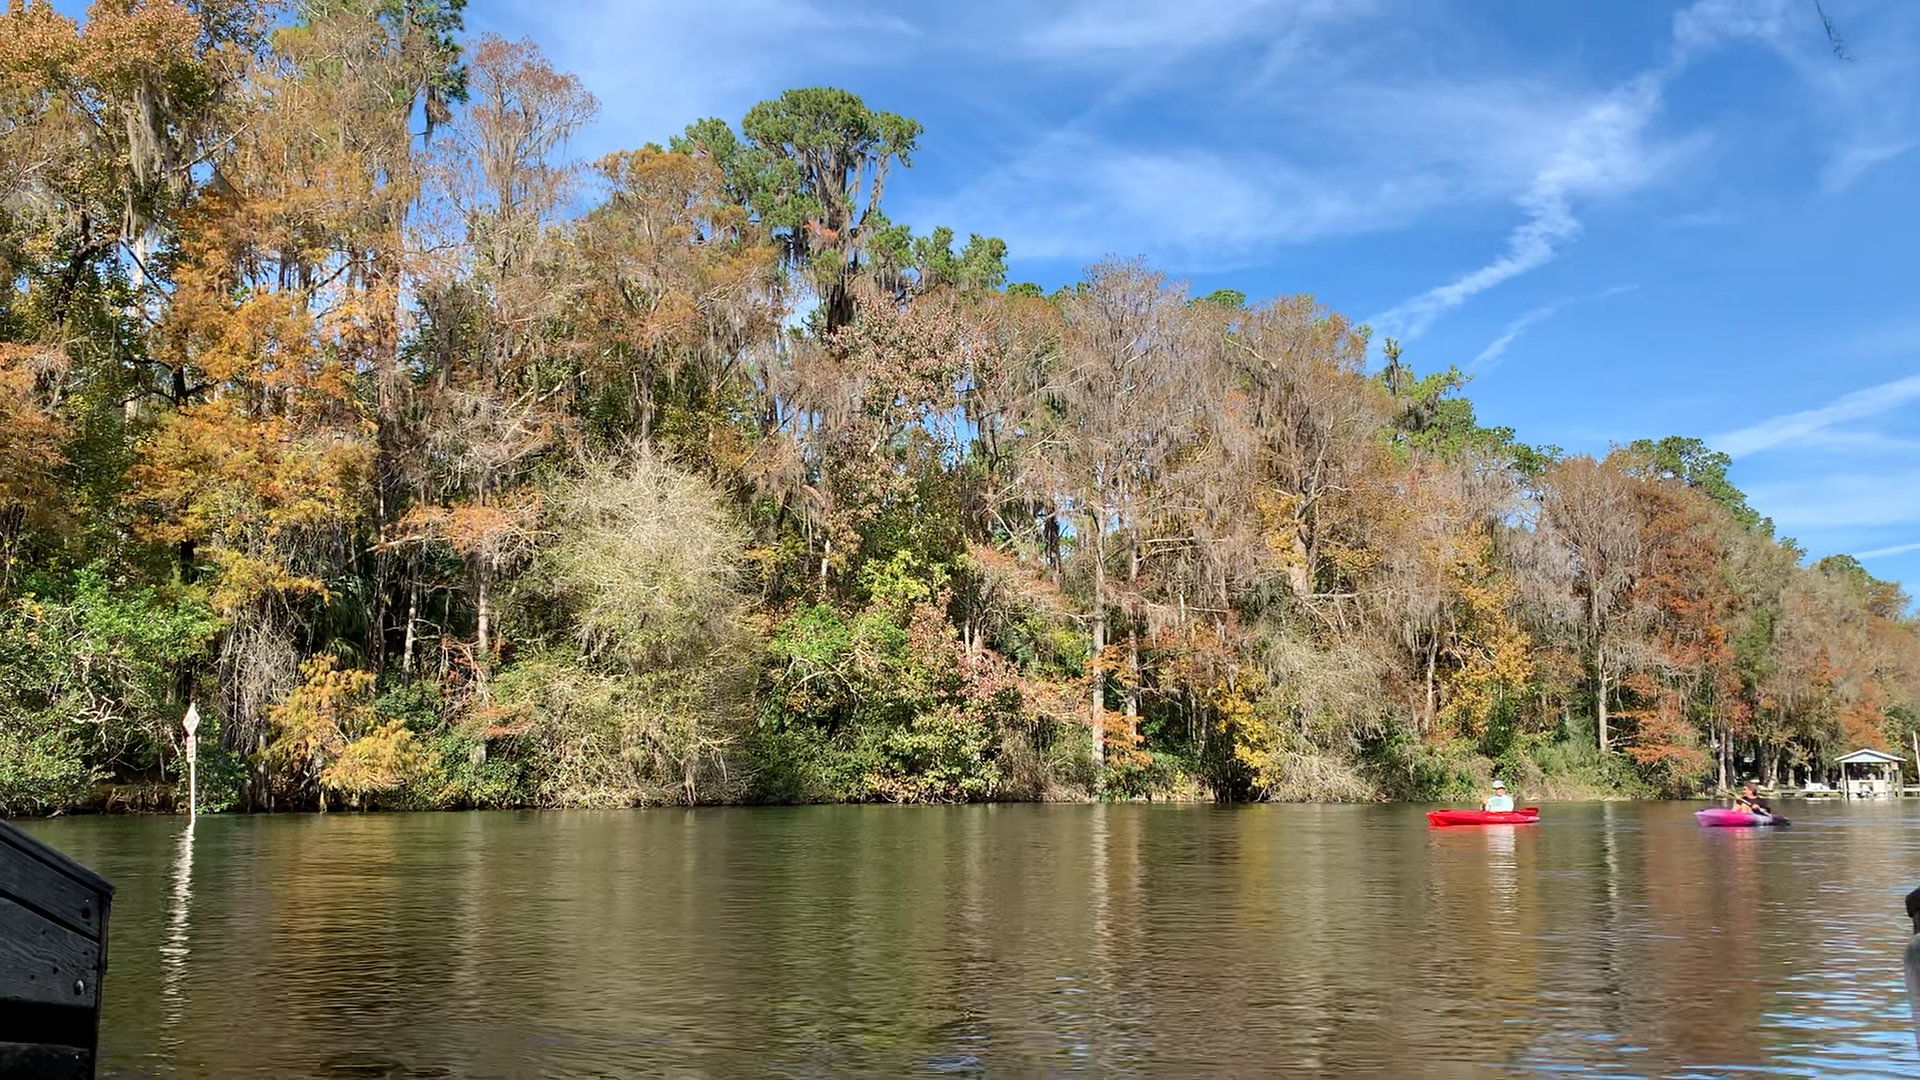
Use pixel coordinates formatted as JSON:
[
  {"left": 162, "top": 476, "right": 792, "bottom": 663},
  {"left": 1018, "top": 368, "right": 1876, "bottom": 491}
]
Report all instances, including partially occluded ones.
[
  {"left": 1589, "top": 594, "right": 1609, "bottom": 754},
  {"left": 475, "top": 560, "right": 492, "bottom": 662},
  {"left": 1044, "top": 513, "right": 1062, "bottom": 583},
  {"left": 1595, "top": 650, "right": 1610, "bottom": 754},
  {"left": 1287, "top": 528, "right": 1312, "bottom": 600},
  {"left": 1125, "top": 539, "right": 1140, "bottom": 744},
  {"left": 639, "top": 368, "right": 655, "bottom": 444},
  {"left": 402, "top": 580, "right": 421, "bottom": 674},
  {"left": 1090, "top": 517, "right": 1106, "bottom": 778},
  {"left": 1424, "top": 635, "right": 1438, "bottom": 734}
]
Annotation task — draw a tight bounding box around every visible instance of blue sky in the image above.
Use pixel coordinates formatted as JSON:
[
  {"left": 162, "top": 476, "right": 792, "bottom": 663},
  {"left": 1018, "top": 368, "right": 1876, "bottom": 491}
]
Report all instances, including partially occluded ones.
[{"left": 466, "top": 0, "right": 1920, "bottom": 588}]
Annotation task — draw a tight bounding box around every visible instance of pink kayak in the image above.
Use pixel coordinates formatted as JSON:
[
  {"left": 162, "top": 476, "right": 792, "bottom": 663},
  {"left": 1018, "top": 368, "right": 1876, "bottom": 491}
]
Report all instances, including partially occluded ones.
[
  {"left": 1427, "top": 807, "right": 1539, "bottom": 826},
  {"left": 1695, "top": 807, "right": 1790, "bottom": 828}
]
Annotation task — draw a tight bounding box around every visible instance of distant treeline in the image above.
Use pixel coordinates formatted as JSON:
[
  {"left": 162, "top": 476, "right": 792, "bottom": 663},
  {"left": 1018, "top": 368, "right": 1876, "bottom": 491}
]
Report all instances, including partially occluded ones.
[{"left": 2, "top": 1, "right": 1915, "bottom": 814}]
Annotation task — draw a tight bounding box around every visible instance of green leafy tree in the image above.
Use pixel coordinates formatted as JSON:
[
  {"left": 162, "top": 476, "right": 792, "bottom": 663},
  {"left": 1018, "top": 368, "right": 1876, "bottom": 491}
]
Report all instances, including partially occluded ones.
[
  {"left": 1626, "top": 436, "right": 1767, "bottom": 533},
  {"left": 675, "top": 87, "right": 923, "bottom": 329}
]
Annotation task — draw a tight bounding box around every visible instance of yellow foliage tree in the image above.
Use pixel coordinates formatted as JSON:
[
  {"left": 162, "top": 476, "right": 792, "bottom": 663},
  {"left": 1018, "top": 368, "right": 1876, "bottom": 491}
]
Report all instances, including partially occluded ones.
[
  {"left": 266, "top": 656, "right": 426, "bottom": 810},
  {"left": 1436, "top": 528, "right": 1534, "bottom": 740}
]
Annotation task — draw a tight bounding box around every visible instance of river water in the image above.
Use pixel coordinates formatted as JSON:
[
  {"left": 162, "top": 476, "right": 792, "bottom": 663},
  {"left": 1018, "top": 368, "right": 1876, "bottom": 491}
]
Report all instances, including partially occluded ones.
[{"left": 18, "top": 800, "right": 1920, "bottom": 1078}]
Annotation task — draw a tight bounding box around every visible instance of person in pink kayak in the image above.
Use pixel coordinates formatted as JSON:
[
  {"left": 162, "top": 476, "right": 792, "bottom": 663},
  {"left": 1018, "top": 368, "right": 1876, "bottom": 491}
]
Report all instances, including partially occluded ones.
[
  {"left": 1484, "top": 779, "right": 1514, "bottom": 812},
  {"left": 1734, "top": 780, "right": 1773, "bottom": 817}
]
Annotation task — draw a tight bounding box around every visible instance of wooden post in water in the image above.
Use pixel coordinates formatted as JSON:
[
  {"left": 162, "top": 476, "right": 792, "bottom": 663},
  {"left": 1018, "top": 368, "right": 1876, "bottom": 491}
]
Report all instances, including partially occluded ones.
[{"left": 0, "top": 820, "right": 113, "bottom": 1080}]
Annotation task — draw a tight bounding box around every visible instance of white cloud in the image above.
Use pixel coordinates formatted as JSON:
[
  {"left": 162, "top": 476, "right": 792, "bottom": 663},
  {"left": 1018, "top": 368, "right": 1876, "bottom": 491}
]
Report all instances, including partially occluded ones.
[{"left": 1713, "top": 373, "right": 1920, "bottom": 458}]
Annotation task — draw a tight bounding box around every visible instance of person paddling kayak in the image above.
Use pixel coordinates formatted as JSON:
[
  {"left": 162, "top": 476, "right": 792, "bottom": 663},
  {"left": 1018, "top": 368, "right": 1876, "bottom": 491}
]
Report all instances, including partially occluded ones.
[
  {"left": 1701, "top": 780, "right": 1789, "bottom": 826},
  {"left": 1484, "top": 779, "right": 1514, "bottom": 813}
]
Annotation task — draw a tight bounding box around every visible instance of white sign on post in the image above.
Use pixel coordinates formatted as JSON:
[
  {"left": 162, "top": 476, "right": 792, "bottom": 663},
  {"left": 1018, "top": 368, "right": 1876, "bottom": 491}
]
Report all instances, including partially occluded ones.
[{"left": 183, "top": 703, "right": 200, "bottom": 821}]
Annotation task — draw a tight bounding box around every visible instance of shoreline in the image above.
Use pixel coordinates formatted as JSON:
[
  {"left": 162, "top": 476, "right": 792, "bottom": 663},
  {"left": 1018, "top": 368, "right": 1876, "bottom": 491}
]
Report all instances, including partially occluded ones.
[{"left": 15, "top": 789, "right": 1768, "bottom": 820}]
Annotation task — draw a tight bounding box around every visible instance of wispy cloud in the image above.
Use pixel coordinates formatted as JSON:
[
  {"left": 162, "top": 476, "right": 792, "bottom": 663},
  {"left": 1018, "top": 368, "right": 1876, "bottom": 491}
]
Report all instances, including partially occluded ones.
[
  {"left": 1669, "top": 0, "right": 1796, "bottom": 59},
  {"left": 1822, "top": 140, "right": 1919, "bottom": 191},
  {"left": 1370, "top": 201, "right": 1577, "bottom": 342},
  {"left": 934, "top": 61, "right": 1694, "bottom": 273},
  {"left": 1367, "top": 68, "right": 1676, "bottom": 341},
  {"left": 918, "top": 0, "right": 1388, "bottom": 265},
  {"left": 931, "top": 136, "right": 1459, "bottom": 267},
  {"left": 1466, "top": 284, "right": 1637, "bottom": 372},
  {"left": 1665, "top": 208, "right": 1737, "bottom": 228},
  {"left": 1470, "top": 304, "right": 1563, "bottom": 371},
  {"left": 1801, "top": 31, "right": 1920, "bottom": 193},
  {"left": 1022, "top": 0, "right": 1357, "bottom": 59},
  {"left": 483, "top": 0, "right": 1920, "bottom": 302},
  {"left": 1714, "top": 373, "right": 1920, "bottom": 457},
  {"left": 1674, "top": 0, "right": 1920, "bottom": 194},
  {"left": 1369, "top": 0, "right": 1920, "bottom": 342},
  {"left": 1787, "top": 429, "right": 1920, "bottom": 453},
  {"left": 1745, "top": 470, "right": 1920, "bottom": 530},
  {"left": 471, "top": 0, "right": 922, "bottom": 153},
  {"left": 1857, "top": 540, "right": 1920, "bottom": 559},
  {"left": 1846, "top": 318, "right": 1920, "bottom": 358}
]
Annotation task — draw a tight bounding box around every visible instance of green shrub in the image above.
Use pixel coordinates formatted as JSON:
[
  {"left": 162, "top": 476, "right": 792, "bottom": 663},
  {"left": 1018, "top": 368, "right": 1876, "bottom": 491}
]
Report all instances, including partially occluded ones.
[
  {"left": 0, "top": 723, "right": 92, "bottom": 815},
  {"left": 0, "top": 564, "right": 217, "bottom": 813},
  {"left": 408, "top": 727, "right": 529, "bottom": 809}
]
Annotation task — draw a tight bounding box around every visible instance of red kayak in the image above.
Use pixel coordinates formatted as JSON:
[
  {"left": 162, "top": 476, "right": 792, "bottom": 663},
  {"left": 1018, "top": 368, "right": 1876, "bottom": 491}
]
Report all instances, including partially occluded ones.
[{"left": 1427, "top": 807, "right": 1540, "bottom": 826}]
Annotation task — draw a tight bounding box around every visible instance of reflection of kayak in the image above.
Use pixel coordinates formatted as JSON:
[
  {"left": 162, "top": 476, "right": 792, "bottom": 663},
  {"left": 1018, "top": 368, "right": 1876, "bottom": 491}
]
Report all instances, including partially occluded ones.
[
  {"left": 1695, "top": 807, "right": 1791, "bottom": 828},
  {"left": 1426, "top": 807, "right": 1540, "bottom": 826}
]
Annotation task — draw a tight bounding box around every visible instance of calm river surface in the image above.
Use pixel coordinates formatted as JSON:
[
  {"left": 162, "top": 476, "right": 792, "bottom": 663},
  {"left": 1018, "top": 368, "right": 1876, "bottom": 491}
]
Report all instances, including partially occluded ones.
[{"left": 19, "top": 801, "right": 1920, "bottom": 1078}]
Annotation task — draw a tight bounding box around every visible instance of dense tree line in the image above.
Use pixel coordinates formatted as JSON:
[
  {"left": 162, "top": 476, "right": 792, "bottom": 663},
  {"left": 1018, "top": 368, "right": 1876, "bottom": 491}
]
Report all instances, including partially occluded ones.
[{"left": 3, "top": 1, "right": 1916, "bottom": 813}]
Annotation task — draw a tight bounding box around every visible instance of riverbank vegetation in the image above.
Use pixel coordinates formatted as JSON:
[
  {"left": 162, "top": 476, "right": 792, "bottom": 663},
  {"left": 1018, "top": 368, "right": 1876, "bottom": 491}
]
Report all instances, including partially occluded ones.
[{"left": 4, "top": 1, "right": 1917, "bottom": 814}]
